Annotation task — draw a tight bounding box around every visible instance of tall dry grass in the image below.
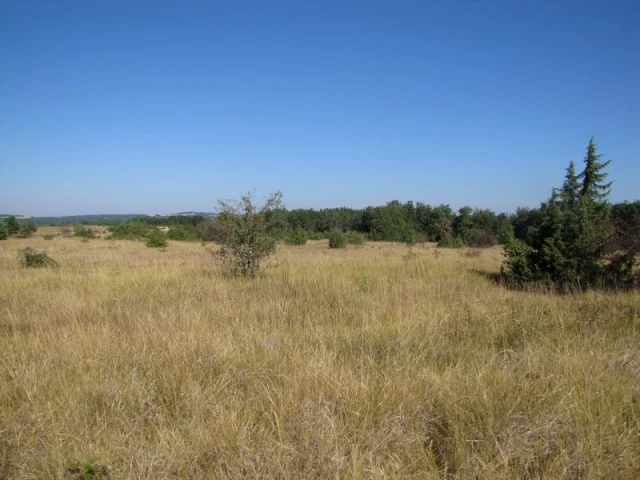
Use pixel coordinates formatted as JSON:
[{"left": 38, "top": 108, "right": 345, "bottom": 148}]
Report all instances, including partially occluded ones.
[{"left": 1, "top": 236, "right": 639, "bottom": 478}]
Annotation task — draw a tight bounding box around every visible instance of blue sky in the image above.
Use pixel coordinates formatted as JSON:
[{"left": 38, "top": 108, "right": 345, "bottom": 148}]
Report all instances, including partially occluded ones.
[{"left": 1, "top": 0, "right": 638, "bottom": 216}]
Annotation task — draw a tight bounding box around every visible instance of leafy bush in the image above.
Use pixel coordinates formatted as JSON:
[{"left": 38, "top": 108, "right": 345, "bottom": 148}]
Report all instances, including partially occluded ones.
[
  {"left": 286, "top": 227, "right": 308, "bottom": 245},
  {"left": 603, "top": 252, "right": 640, "bottom": 290},
  {"left": 215, "top": 191, "right": 283, "bottom": 278},
  {"left": 346, "top": 231, "right": 366, "bottom": 245},
  {"left": 167, "top": 224, "right": 202, "bottom": 242},
  {"left": 466, "top": 228, "right": 497, "bottom": 248},
  {"left": 19, "top": 247, "right": 58, "bottom": 268},
  {"left": 198, "top": 220, "right": 225, "bottom": 243},
  {"left": 59, "top": 227, "right": 72, "bottom": 237},
  {"left": 16, "top": 223, "right": 35, "bottom": 238},
  {"left": 107, "top": 221, "right": 151, "bottom": 240},
  {"left": 64, "top": 458, "right": 112, "bottom": 480},
  {"left": 328, "top": 230, "right": 347, "bottom": 249},
  {"left": 43, "top": 233, "right": 56, "bottom": 240},
  {"left": 145, "top": 230, "right": 168, "bottom": 248},
  {"left": 0, "top": 223, "right": 8, "bottom": 240},
  {"left": 438, "top": 233, "right": 465, "bottom": 248},
  {"left": 73, "top": 225, "right": 97, "bottom": 239},
  {"left": 3, "top": 216, "right": 19, "bottom": 235}
]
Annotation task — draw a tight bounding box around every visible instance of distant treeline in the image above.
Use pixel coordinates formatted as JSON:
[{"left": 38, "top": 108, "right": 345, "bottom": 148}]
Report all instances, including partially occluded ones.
[{"left": 105, "top": 200, "right": 640, "bottom": 248}]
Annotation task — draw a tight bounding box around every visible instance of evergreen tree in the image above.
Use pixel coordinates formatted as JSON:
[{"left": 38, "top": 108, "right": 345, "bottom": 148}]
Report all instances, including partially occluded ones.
[
  {"left": 579, "top": 137, "right": 612, "bottom": 204},
  {"left": 560, "top": 161, "right": 580, "bottom": 208},
  {"left": 503, "top": 138, "right": 616, "bottom": 290},
  {"left": 3, "top": 216, "right": 19, "bottom": 235}
]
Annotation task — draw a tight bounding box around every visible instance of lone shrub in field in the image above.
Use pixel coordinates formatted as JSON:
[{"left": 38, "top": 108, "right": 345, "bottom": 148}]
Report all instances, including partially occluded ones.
[
  {"left": 215, "top": 190, "right": 283, "bottom": 278},
  {"left": 43, "top": 233, "right": 56, "bottom": 240},
  {"left": 73, "top": 225, "right": 96, "bottom": 239},
  {"left": 346, "top": 231, "right": 366, "bottom": 245},
  {"left": 286, "top": 227, "right": 308, "bottom": 245},
  {"left": 328, "top": 230, "right": 347, "bottom": 249},
  {"left": 19, "top": 247, "right": 58, "bottom": 268},
  {"left": 145, "top": 230, "right": 168, "bottom": 248}
]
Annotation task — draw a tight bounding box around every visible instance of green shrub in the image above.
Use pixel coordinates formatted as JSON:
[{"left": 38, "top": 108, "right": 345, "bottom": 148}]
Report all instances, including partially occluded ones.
[
  {"left": 286, "top": 227, "right": 308, "bottom": 245},
  {"left": 438, "top": 233, "right": 465, "bottom": 248},
  {"left": 145, "top": 230, "right": 168, "bottom": 248},
  {"left": 64, "top": 458, "right": 112, "bottom": 480},
  {"left": 19, "top": 247, "right": 58, "bottom": 268},
  {"left": 3, "top": 216, "right": 19, "bottom": 235},
  {"left": 215, "top": 191, "right": 283, "bottom": 278},
  {"left": 0, "top": 223, "right": 8, "bottom": 240},
  {"left": 73, "top": 225, "right": 97, "bottom": 239},
  {"left": 16, "top": 223, "right": 34, "bottom": 238},
  {"left": 107, "top": 221, "right": 151, "bottom": 240},
  {"left": 328, "top": 230, "right": 347, "bottom": 249},
  {"left": 167, "top": 224, "right": 202, "bottom": 242},
  {"left": 43, "top": 234, "right": 56, "bottom": 241},
  {"left": 346, "top": 231, "right": 366, "bottom": 245},
  {"left": 467, "top": 228, "right": 497, "bottom": 248}
]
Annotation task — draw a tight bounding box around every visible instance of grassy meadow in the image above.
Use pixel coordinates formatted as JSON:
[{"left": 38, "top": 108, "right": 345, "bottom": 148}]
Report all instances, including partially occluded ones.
[{"left": 1, "top": 233, "right": 639, "bottom": 479}]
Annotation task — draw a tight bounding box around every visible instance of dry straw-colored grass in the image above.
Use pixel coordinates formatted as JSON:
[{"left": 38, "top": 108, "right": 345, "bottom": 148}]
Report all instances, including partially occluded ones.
[{"left": 1, "top": 236, "right": 639, "bottom": 479}]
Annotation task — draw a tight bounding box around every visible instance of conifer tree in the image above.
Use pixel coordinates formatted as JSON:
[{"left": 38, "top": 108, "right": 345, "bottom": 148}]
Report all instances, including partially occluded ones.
[
  {"left": 579, "top": 137, "right": 612, "bottom": 204},
  {"left": 503, "top": 138, "right": 616, "bottom": 290}
]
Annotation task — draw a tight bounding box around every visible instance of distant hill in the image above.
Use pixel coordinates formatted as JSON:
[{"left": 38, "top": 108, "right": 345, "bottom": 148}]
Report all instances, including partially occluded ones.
[
  {"left": 30, "top": 214, "right": 148, "bottom": 226},
  {"left": 24, "top": 212, "right": 215, "bottom": 226}
]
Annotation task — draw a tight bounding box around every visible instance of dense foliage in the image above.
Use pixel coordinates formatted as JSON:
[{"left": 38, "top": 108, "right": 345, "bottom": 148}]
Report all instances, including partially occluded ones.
[
  {"left": 502, "top": 138, "right": 638, "bottom": 291},
  {"left": 145, "top": 230, "right": 168, "bottom": 248},
  {"left": 73, "top": 225, "right": 97, "bottom": 239},
  {"left": 327, "top": 230, "right": 348, "bottom": 249}
]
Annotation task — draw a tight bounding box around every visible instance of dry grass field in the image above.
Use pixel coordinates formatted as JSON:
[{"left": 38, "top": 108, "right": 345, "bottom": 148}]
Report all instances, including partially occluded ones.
[{"left": 1, "top": 235, "right": 639, "bottom": 479}]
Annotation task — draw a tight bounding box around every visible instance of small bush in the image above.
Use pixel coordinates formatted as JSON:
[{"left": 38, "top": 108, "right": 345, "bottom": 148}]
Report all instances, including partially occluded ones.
[
  {"left": 167, "top": 224, "right": 202, "bottom": 242},
  {"left": 346, "top": 231, "right": 366, "bottom": 245},
  {"left": 198, "top": 220, "right": 225, "bottom": 243},
  {"left": 43, "top": 233, "right": 56, "bottom": 241},
  {"left": 438, "top": 233, "right": 465, "bottom": 248},
  {"left": 73, "top": 225, "right": 97, "bottom": 239},
  {"left": 19, "top": 247, "right": 58, "bottom": 268},
  {"left": 60, "top": 227, "right": 72, "bottom": 237},
  {"left": 0, "top": 223, "right": 8, "bottom": 240},
  {"left": 286, "top": 227, "right": 308, "bottom": 245},
  {"left": 328, "top": 230, "right": 347, "bottom": 249},
  {"left": 145, "top": 230, "right": 168, "bottom": 248},
  {"left": 107, "top": 221, "right": 151, "bottom": 240},
  {"left": 215, "top": 191, "right": 283, "bottom": 278},
  {"left": 64, "top": 458, "right": 112, "bottom": 480},
  {"left": 3, "top": 216, "right": 19, "bottom": 235},
  {"left": 467, "top": 228, "right": 497, "bottom": 248},
  {"left": 16, "top": 223, "right": 34, "bottom": 238}
]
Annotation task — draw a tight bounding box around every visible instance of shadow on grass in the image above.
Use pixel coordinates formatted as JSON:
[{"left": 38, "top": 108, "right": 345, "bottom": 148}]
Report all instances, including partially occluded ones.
[{"left": 473, "top": 269, "right": 507, "bottom": 286}]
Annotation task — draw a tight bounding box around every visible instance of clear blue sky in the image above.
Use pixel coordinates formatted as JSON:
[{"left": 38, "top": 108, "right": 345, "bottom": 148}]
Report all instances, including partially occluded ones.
[{"left": 1, "top": 0, "right": 638, "bottom": 216}]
